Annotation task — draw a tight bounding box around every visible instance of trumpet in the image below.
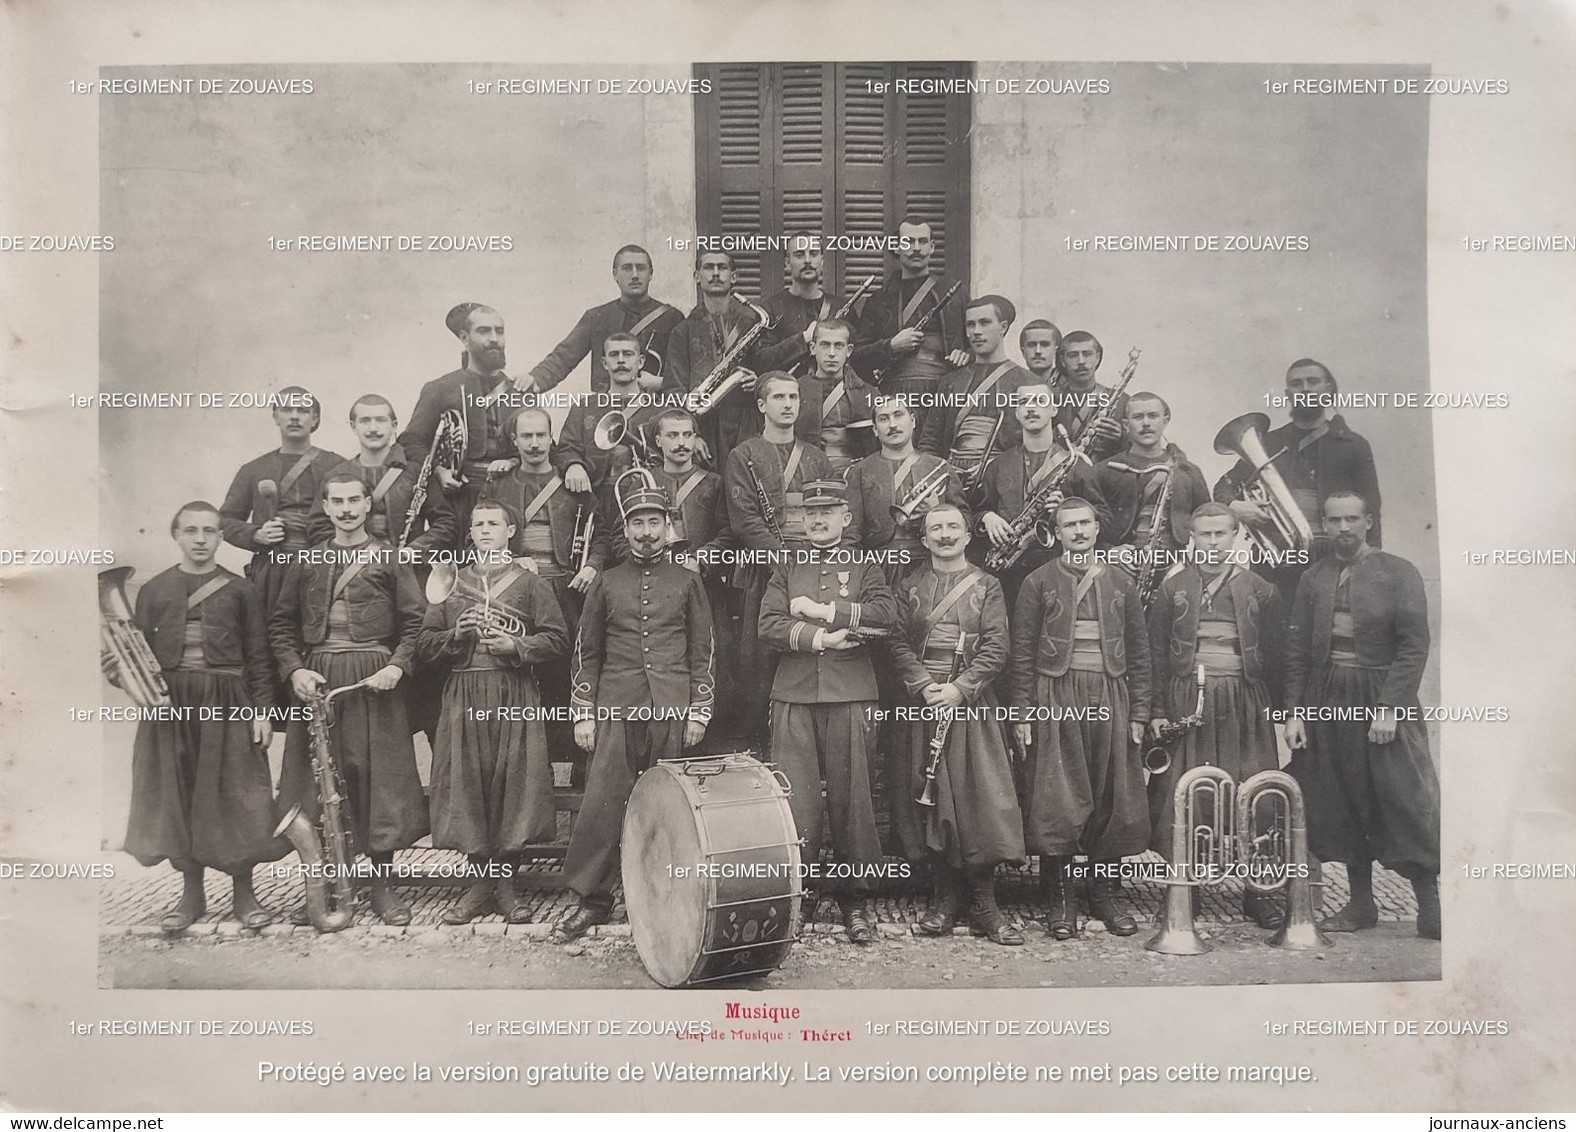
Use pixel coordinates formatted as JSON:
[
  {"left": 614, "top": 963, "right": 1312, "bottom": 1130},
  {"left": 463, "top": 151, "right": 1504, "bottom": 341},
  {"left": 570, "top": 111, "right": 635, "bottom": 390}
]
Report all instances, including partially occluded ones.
[
  {"left": 1142, "top": 664, "right": 1206, "bottom": 775},
  {"left": 916, "top": 633, "right": 969, "bottom": 808},
  {"left": 1213, "top": 412, "right": 1313, "bottom": 557},
  {"left": 571, "top": 504, "right": 596, "bottom": 573},
  {"left": 686, "top": 298, "right": 775, "bottom": 417},
  {"left": 272, "top": 680, "right": 368, "bottom": 933},
  {"left": 888, "top": 461, "right": 952, "bottom": 535},
  {"left": 99, "top": 567, "right": 171, "bottom": 709},
  {"left": 1146, "top": 765, "right": 1330, "bottom": 956}
]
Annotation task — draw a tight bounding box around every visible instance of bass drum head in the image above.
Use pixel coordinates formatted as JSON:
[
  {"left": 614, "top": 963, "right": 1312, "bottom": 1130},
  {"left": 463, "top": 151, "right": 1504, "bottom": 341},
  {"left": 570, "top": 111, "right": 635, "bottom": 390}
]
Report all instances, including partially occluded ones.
[{"left": 621, "top": 764, "right": 707, "bottom": 988}]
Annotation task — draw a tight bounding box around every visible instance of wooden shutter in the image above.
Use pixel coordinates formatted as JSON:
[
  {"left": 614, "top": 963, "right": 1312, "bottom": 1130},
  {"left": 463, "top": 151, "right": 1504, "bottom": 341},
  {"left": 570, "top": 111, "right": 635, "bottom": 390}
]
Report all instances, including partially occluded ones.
[{"left": 694, "top": 62, "right": 972, "bottom": 300}]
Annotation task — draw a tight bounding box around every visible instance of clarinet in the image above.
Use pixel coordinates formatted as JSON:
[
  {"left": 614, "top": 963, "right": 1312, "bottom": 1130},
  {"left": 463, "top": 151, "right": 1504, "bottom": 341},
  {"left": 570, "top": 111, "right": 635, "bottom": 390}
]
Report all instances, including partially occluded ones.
[
  {"left": 743, "top": 454, "right": 785, "bottom": 548},
  {"left": 916, "top": 632, "right": 969, "bottom": 808},
  {"left": 871, "top": 280, "right": 965, "bottom": 387}
]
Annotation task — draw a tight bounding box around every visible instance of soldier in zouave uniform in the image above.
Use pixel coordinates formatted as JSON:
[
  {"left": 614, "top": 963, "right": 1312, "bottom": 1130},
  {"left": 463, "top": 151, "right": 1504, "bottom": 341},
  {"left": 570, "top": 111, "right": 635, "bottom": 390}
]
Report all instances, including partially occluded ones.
[
  {"left": 662, "top": 249, "right": 803, "bottom": 463},
  {"left": 794, "top": 318, "right": 877, "bottom": 476},
  {"left": 918, "top": 296, "right": 1038, "bottom": 483},
  {"left": 308, "top": 394, "right": 458, "bottom": 557},
  {"left": 417, "top": 501, "right": 569, "bottom": 925},
  {"left": 553, "top": 332, "right": 661, "bottom": 497},
  {"left": 1284, "top": 491, "right": 1439, "bottom": 940},
  {"left": 1010, "top": 497, "right": 1153, "bottom": 941},
  {"left": 888, "top": 505, "right": 1026, "bottom": 945},
  {"left": 1019, "top": 318, "right": 1062, "bottom": 384},
  {"left": 549, "top": 480, "right": 716, "bottom": 944},
  {"left": 1052, "top": 331, "right": 1128, "bottom": 465},
  {"left": 397, "top": 303, "right": 521, "bottom": 548},
  {"left": 973, "top": 385, "right": 1110, "bottom": 616},
  {"left": 759, "top": 479, "right": 897, "bottom": 943},
  {"left": 482, "top": 407, "right": 609, "bottom": 768},
  {"left": 107, "top": 502, "right": 285, "bottom": 933},
  {"left": 723, "top": 372, "right": 836, "bottom": 747},
  {"left": 757, "top": 235, "right": 853, "bottom": 378},
  {"left": 1094, "top": 392, "right": 1211, "bottom": 588},
  {"left": 271, "top": 473, "right": 429, "bottom": 926},
  {"left": 1147, "top": 503, "right": 1286, "bottom": 929},
  {"left": 524, "top": 244, "right": 682, "bottom": 396},
  {"left": 850, "top": 216, "right": 971, "bottom": 439},
  {"left": 219, "top": 386, "right": 346, "bottom": 614}
]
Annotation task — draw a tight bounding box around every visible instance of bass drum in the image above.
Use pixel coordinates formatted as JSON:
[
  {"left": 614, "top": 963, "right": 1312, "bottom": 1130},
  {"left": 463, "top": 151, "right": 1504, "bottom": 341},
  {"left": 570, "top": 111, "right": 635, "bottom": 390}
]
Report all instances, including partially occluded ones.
[{"left": 620, "top": 753, "right": 802, "bottom": 988}]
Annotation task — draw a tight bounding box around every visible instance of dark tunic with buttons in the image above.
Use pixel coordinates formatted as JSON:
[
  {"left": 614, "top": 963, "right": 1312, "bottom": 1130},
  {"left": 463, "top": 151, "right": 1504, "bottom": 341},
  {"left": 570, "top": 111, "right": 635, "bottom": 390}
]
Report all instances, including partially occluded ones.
[
  {"left": 528, "top": 295, "right": 683, "bottom": 394},
  {"left": 1011, "top": 561, "right": 1153, "bottom": 859},
  {"left": 844, "top": 449, "right": 967, "bottom": 590},
  {"left": 271, "top": 537, "right": 430, "bottom": 856},
  {"left": 850, "top": 273, "right": 969, "bottom": 438},
  {"left": 887, "top": 566, "right": 1025, "bottom": 870},
  {"left": 397, "top": 368, "right": 519, "bottom": 546},
  {"left": 306, "top": 449, "right": 458, "bottom": 557},
  {"left": 416, "top": 563, "right": 569, "bottom": 856},
  {"left": 121, "top": 566, "right": 286, "bottom": 874},
  {"left": 220, "top": 446, "right": 348, "bottom": 611}
]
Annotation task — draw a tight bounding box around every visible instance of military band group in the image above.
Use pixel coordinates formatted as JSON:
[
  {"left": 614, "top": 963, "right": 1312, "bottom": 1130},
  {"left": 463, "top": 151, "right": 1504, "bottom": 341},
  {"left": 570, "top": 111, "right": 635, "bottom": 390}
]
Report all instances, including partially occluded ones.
[{"left": 105, "top": 218, "right": 1440, "bottom": 960}]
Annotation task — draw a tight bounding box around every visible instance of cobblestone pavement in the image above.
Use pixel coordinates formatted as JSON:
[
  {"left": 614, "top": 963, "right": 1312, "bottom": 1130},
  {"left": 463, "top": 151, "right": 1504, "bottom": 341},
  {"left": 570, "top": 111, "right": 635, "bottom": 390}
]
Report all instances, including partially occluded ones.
[{"left": 100, "top": 846, "right": 1417, "bottom": 939}]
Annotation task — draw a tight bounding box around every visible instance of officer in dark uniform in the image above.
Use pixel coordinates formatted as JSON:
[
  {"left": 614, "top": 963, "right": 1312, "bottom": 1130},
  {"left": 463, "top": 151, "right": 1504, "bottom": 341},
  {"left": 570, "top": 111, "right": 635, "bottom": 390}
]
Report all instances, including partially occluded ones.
[
  {"left": 759, "top": 479, "right": 897, "bottom": 943},
  {"left": 549, "top": 479, "right": 717, "bottom": 944}
]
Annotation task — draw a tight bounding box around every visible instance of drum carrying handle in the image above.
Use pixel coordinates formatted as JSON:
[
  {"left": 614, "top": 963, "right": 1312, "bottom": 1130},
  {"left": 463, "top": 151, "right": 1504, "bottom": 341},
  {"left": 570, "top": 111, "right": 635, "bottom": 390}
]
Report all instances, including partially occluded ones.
[
  {"left": 682, "top": 760, "right": 729, "bottom": 780},
  {"left": 769, "top": 769, "right": 794, "bottom": 798}
]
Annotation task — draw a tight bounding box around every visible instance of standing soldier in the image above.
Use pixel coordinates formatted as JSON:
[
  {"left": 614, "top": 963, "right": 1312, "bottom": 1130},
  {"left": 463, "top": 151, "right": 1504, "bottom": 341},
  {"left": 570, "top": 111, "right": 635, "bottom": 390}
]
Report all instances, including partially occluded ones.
[
  {"left": 553, "top": 332, "right": 660, "bottom": 495},
  {"left": 1053, "top": 331, "right": 1128, "bottom": 464},
  {"left": 270, "top": 473, "right": 429, "bottom": 926},
  {"left": 418, "top": 501, "right": 569, "bottom": 925},
  {"left": 1094, "top": 392, "right": 1211, "bottom": 592},
  {"left": 888, "top": 505, "right": 1026, "bottom": 945},
  {"left": 759, "top": 480, "right": 897, "bottom": 943},
  {"left": 794, "top": 319, "right": 877, "bottom": 475},
  {"left": 758, "top": 235, "right": 845, "bottom": 378},
  {"left": 398, "top": 303, "right": 521, "bottom": 545},
  {"left": 550, "top": 479, "right": 716, "bottom": 944},
  {"left": 724, "top": 373, "right": 836, "bottom": 745},
  {"left": 1147, "top": 503, "right": 1286, "bottom": 928},
  {"left": 483, "top": 407, "right": 608, "bottom": 771},
  {"left": 918, "top": 296, "right": 1035, "bottom": 484},
  {"left": 1284, "top": 492, "right": 1439, "bottom": 940},
  {"left": 525, "top": 244, "right": 681, "bottom": 396},
  {"left": 1011, "top": 497, "right": 1153, "bottom": 940},
  {"left": 219, "top": 387, "right": 346, "bottom": 614},
  {"left": 851, "top": 216, "right": 971, "bottom": 438},
  {"left": 107, "top": 502, "right": 285, "bottom": 933}
]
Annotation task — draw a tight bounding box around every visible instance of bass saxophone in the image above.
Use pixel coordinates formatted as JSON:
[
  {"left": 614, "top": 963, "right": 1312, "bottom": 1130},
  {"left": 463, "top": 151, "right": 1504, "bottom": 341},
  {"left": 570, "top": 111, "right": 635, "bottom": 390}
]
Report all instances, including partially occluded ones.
[
  {"left": 400, "top": 408, "right": 466, "bottom": 547},
  {"left": 686, "top": 298, "right": 776, "bottom": 418},
  {"left": 272, "top": 681, "right": 368, "bottom": 933}
]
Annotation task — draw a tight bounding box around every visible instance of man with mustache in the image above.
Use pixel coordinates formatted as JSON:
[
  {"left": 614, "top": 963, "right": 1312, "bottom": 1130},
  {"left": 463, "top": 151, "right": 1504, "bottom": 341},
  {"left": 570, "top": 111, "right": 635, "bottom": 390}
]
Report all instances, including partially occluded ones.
[
  {"left": 398, "top": 303, "right": 521, "bottom": 546},
  {"left": 1284, "top": 492, "right": 1438, "bottom": 940},
  {"left": 524, "top": 244, "right": 681, "bottom": 396},
  {"left": 663, "top": 249, "right": 804, "bottom": 462},
  {"left": 794, "top": 319, "right": 876, "bottom": 475},
  {"left": 554, "top": 332, "right": 661, "bottom": 495},
  {"left": 1010, "top": 497, "right": 1152, "bottom": 940},
  {"left": 271, "top": 473, "right": 429, "bottom": 926},
  {"left": 851, "top": 216, "right": 971, "bottom": 438},
  {"left": 1146, "top": 502, "right": 1286, "bottom": 929},
  {"left": 758, "top": 235, "right": 858, "bottom": 379},
  {"left": 106, "top": 502, "right": 285, "bottom": 933},
  {"left": 550, "top": 479, "right": 716, "bottom": 944},
  {"left": 309, "top": 394, "right": 457, "bottom": 560},
  {"left": 887, "top": 505, "right": 1026, "bottom": 945},
  {"left": 417, "top": 500, "right": 569, "bottom": 925},
  {"left": 219, "top": 387, "right": 347, "bottom": 615},
  {"left": 1213, "top": 359, "right": 1383, "bottom": 604},
  {"left": 918, "top": 295, "right": 1035, "bottom": 484},
  {"left": 1019, "top": 319, "right": 1063, "bottom": 383},
  {"left": 1052, "top": 331, "right": 1127, "bottom": 463},
  {"left": 1094, "top": 392, "right": 1210, "bottom": 593},
  {"left": 724, "top": 372, "right": 836, "bottom": 745},
  {"left": 482, "top": 407, "right": 609, "bottom": 767},
  {"left": 759, "top": 479, "right": 897, "bottom": 943},
  {"left": 973, "top": 385, "right": 1110, "bottom": 615}
]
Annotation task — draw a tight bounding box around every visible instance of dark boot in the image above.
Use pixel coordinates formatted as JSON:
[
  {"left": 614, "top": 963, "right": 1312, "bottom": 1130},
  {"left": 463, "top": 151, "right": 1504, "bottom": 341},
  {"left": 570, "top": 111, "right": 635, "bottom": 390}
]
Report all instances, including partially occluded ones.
[
  {"left": 367, "top": 852, "right": 411, "bottom": 926},
  {"left": 442, "top": 878, "right": 495, "bottom": 925},
  {"left": 1089, "top": 861, "right": 1137, "bottom": 936},
  {"left": 1321, "top": 859, "right": 1379, "bottom": 932},
  {"left": 914, "top": 861, "right": 965, "bottom": 936},
  {"left": 840, "top": 899, "right": 878, "bottom": 944},
  {"left": 1412, "top": 874, "right": 1441, "bottom": 940},
  {"left": 967, "top": 868, "right": 1024, "bottom": 946},
  {"left": 1040, "top": 855, "right": 1078, "bottom": 940}
]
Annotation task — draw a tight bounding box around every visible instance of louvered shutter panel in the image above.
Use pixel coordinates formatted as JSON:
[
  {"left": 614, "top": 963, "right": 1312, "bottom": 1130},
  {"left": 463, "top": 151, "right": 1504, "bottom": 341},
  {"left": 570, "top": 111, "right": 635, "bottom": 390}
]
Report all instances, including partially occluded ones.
[
  {"left": 835, "top": 62, "right": 892, "bottom": 297},
  {"left": 892, "top": 63, "right": 971, "bottom": 283},
  {"left": 696, "top": 64, "right": 769, "bottom": 299},
  {"left": 774, "top": 63, "right": 835, "bottom": 297}
]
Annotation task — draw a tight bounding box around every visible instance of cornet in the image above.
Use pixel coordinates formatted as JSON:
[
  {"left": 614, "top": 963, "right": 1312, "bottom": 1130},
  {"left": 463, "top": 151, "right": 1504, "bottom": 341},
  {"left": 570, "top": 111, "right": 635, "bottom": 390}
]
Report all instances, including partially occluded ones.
[{"left": 889, "top": 461, "right": 951, "bottom": 535}]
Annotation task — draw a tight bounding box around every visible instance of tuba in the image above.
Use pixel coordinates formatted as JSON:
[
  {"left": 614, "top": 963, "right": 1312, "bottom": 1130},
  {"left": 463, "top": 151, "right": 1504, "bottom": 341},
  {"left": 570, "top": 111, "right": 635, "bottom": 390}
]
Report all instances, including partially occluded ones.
[
  {"left": 272, "top": 681, "right": 368, "bottom": 933},
  {"left": 888, "top": 460, "right": 952, "bottom": 536},
  {"left": 98, "top": 568, "right": 170, "bottom": 709},
  {"left": 1213, "top": 412, "right": 1314, "bottom": 557},
  {"left": 1146, "top": 765, "right": 1330, "bottom": 956}
]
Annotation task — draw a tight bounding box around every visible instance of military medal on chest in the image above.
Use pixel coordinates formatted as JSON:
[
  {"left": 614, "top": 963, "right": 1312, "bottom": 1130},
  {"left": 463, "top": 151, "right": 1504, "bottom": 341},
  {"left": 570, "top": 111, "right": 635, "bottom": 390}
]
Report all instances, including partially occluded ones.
[{"left": 837, "top": 570, "right": 851, "bottom": 597}]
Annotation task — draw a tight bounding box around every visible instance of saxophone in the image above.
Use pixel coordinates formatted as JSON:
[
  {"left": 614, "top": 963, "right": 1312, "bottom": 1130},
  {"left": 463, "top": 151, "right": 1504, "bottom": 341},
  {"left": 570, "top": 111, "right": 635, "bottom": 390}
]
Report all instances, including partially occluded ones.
[
  {"left": 981, "top": 427, "right": 1084, "bottom": 574},
  {"left": 271, "top": 681, "right": 367, "bottom": 933},
  {"left": 686, "top": 298, "right": 776, "bottom": 418},
  {"left": 1135, "top": 456, "right": 1179, "bottom": 606}
]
